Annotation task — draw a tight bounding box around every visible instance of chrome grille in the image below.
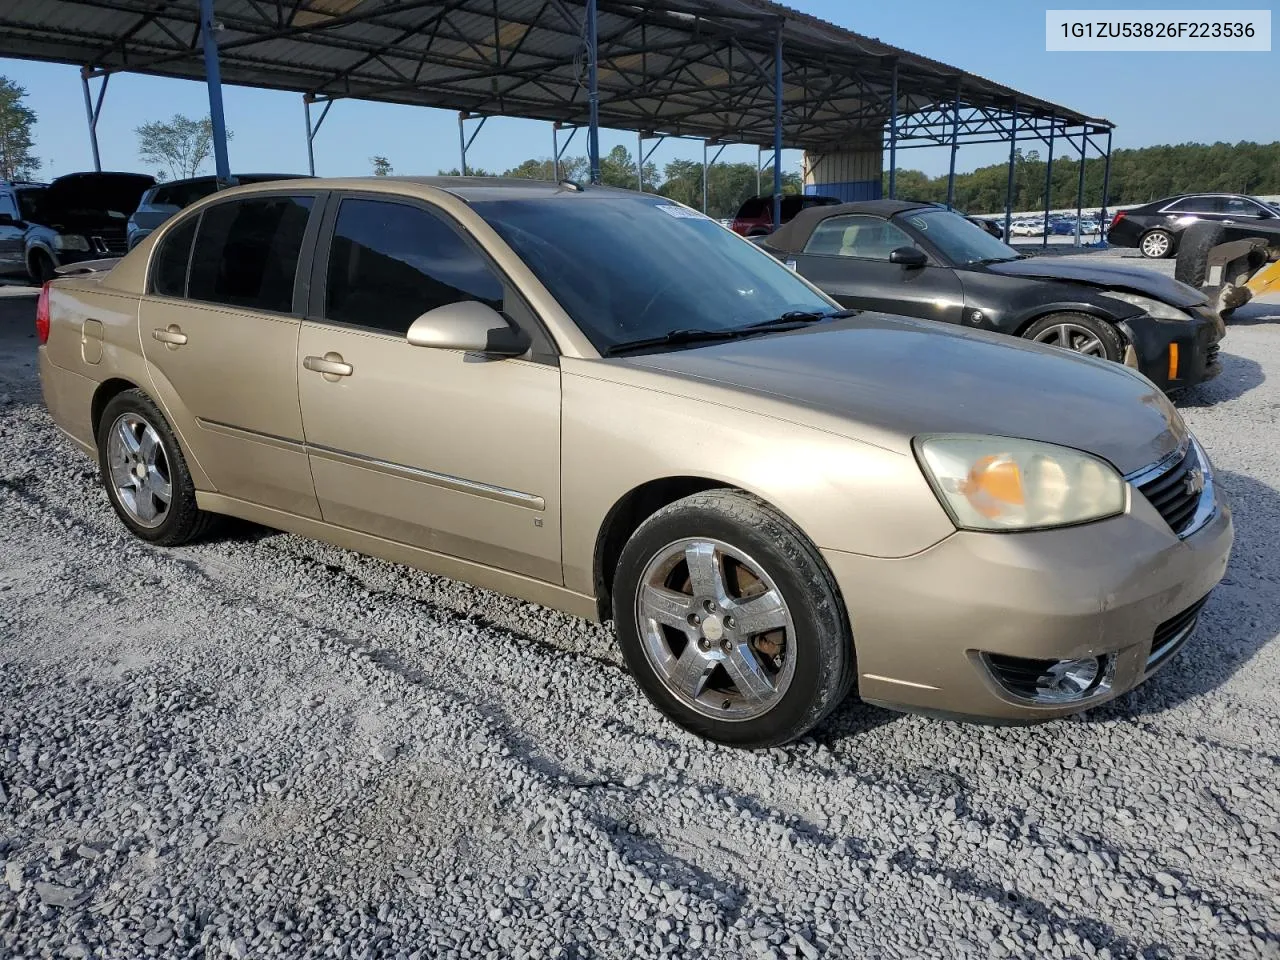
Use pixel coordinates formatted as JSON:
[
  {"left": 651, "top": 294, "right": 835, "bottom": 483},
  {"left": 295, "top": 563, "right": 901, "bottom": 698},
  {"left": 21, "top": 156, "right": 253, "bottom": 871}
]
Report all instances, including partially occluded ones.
[{"left": 1137, "top": 445, "right": 1206, "bottom": 536}]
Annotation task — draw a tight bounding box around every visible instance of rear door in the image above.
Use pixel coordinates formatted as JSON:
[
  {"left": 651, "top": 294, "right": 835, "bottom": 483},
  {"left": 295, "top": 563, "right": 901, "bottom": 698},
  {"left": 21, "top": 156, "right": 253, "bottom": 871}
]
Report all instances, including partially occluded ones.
[
  {"left": 0, "top": 190, "right": 23, "bottom": 274},
  {"left": 139, "top": 191, "right": 324, "bottom": 518},
  {"left": 294, "top": 193, "right": 562, "bottom": 583},
  {"left": 790, "top": 213, "right": 965, "bottom": 324}
]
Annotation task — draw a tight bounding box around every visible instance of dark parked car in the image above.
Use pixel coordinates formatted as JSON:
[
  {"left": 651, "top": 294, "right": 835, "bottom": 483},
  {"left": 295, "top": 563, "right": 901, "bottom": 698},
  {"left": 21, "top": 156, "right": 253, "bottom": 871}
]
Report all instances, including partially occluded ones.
[
  {"left": 16, "top": 172, "right": 154, "bottom": 283},
  {"left": 127, "top": 173, "right": 305, "bottom": 249},
  {"left": 0, "top": 180, "right": 47, "bottom": 278},
  {"left": 730, "top": 193, "right": 840, "bottom": 236},
  {"left": 758, "top": 199, "right": 1223, "bottom": 393},
  {"left": 1108, "top": 193, "right": 1279, "bottom": 259}
]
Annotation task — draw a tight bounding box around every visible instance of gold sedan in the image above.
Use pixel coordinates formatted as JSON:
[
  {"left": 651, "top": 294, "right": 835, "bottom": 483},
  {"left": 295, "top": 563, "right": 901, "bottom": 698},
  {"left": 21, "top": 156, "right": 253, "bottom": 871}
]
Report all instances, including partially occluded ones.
[{"left": 36, "top": 178, "right": 1233, "bottom": 747}]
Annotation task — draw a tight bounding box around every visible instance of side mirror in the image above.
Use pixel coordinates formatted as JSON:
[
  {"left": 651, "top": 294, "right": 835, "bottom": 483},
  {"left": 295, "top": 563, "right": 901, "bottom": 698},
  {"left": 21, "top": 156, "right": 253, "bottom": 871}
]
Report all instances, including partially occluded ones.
[
  {"left": 406, "top": 300, "right": 529, "bottom": 357},
  {"left": 889, "top": 246, "right": 927, "bottom": 268}
]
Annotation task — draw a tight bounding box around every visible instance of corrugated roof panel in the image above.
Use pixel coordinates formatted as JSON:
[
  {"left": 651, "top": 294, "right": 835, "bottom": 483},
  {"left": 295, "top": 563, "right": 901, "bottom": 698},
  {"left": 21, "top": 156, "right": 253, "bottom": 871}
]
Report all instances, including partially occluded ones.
[{"left": 0, "top": 0, "right": 1109, "bottom": 147}]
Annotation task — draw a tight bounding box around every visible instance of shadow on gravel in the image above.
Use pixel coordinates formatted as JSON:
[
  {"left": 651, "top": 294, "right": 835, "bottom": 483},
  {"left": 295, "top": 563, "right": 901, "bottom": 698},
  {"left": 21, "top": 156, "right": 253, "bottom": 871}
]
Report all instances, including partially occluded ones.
[
  {"left": 1222, "top": 298, "right": 1280, "bottom": 327},
  {"left": 1100, "top": 468, "right": 1280, "bottom": 721},
  {"left": 1176, "top": 351, "right": 1265, "bottom": 407}
]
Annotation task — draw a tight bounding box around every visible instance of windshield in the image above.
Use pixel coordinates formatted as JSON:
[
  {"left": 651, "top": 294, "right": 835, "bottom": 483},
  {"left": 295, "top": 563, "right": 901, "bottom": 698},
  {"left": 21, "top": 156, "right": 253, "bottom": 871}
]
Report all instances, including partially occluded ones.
[
  {"left": 899, "top": 208, "right": 1020, "bottom": 264},
  {"left": 475, "top": 196, "right": 836, "bottom": 353}
]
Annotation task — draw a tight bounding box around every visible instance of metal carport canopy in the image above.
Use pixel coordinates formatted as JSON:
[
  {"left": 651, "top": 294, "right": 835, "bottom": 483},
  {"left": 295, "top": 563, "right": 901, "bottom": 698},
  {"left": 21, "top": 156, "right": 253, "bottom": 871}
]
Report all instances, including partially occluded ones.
[{"left": 0, "top": 0, "right": 1109, "bottom": 151}]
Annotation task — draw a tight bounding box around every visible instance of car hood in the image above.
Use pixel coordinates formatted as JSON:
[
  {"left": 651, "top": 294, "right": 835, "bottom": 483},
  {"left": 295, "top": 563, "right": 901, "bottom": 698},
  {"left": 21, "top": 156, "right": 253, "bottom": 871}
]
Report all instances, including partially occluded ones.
[
  {"left": 984, "top": 257, "right": 1207, "bottom": 308},
  {"left": 620, "top": 314, "right": 1186, "bottom": 476},
  {"left": 41, "top": 173, "right": 155, "bottom": 221}
]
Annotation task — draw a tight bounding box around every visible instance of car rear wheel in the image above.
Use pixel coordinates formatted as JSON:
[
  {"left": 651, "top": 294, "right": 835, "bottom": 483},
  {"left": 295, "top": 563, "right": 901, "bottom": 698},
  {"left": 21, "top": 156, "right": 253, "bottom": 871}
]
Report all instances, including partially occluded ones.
[
  {"left": 1023, "top": 312, "right": 1123, "bottom": 363},
  {"left": 1139, "top": 229, "right": 1174, "bottom": 259},
  {"left": 612, "top": 489, "right": 854, "bottom": 748},
  {"left": 97, "top": 389, "right": 220, "bottom": 546}
]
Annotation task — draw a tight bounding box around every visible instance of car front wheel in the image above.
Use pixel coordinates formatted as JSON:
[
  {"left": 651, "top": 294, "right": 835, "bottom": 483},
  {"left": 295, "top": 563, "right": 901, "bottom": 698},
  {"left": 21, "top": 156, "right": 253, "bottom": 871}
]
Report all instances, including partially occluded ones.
[
  {"left": 1140, "top": 229, "right": 1174, "bottom": 259},
  {"left": 1023, "top": 312, "right": 1123, "bottom": 363},
  {"left": 612, "top": 490, "right": 855, "bottom": 748}
]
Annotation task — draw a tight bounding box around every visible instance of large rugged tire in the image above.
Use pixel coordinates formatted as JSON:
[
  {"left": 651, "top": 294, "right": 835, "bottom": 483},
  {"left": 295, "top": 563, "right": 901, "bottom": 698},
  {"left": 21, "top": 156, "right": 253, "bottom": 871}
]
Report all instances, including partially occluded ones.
[
  {"left": 1139, "top": 229, "right": 1175, "bottom": 259},
  {"left": 96, "top": 389, "right": 220, "bottom": 546},
  {"left": 1174, "top": 222, "right": 1227, "bottom": 287},
  {"left": 27, "top": 250, "right": 55, "bottom": 285},
  {"left": 612, "top": 489, "right": 855, "bottom": 748},
  {"left": 1022, "top": 312, "right": 1124, "bottom": 363}
]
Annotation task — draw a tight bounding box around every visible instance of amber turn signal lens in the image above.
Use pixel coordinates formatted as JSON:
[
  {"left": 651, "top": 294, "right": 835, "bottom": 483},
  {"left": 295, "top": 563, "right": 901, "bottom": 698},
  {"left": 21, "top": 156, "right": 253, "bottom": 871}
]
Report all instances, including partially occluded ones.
[
  {"left": 961, "top": 455, "right": 1025, "bottom": 518},
  {"left": 1168, "top": 343, "right": 1179, "bottom": 381}
]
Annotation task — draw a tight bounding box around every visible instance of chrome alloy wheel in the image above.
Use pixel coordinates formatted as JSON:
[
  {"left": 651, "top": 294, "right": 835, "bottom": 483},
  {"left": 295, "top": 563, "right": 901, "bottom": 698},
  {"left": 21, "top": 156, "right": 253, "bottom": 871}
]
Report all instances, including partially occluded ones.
[
  {"left": 105, "top": 412, "right": 172, "bottom": 528},
  {"left": 1141, "top": 232, "right": 1171, "bottom": 258},
  {"left": 635, "top": 537, "right": 796, "bottom": 721},
  {"left": 1032, "top": 322, "right": 1106, "bottom": 357}
]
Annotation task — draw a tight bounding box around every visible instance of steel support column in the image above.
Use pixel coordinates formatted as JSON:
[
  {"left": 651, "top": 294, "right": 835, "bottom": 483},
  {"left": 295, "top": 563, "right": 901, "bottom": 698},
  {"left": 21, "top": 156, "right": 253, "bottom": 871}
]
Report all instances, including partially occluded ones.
[
  {"left": 458, "top": 113, "right": 486, "bottom": 176},
  {"left": 80, "top": 68, "right": 108, "bottom": 173},
  {"left": 1074, "top": 127, "right": 1087, "bottom": 247},
  {"left": 1099, "top": 128, "right": 1113, "bottom": 241},
  {"left": 553, "top": 121, "right": 579, "bottom": 181},
  {"left": 771, "top": 18, "right": 783, "bottom": 229},
  {"left": 1042, "top": 119, "right": 1056, "bottom": 249},
  {"left": 946, "top": 82, "right": 961, "bottom": 208},
  {"left": 303, "top": 95, "right": 333, "bottom": 177},
  {"left": 887, "top": 61, "right": 898, "bottom": 199},
  {"left": 586, "top": 0, "right": 601, "bottom": 184},
  {"left": 198, "top": 0, "right": 231, "bottom": 185},
  {"left": 702, "top": 141, "right": 727, "bottom": 214},
  {"left": 1003, "top": 101, "right": 1018, "bottom": 242}
]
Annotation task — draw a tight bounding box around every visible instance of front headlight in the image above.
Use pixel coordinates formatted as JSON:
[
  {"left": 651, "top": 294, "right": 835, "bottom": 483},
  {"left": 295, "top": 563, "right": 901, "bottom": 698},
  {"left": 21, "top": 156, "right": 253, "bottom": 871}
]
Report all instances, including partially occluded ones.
[
  {"left": 915, "top": 435, "right": 1127, "bottom": 531},
  {"left": 53, "top": 234, "right": 90, "bottom": 252},
  {"left": 1102, "top": 291, "right": 1190, "bottom": 321}
]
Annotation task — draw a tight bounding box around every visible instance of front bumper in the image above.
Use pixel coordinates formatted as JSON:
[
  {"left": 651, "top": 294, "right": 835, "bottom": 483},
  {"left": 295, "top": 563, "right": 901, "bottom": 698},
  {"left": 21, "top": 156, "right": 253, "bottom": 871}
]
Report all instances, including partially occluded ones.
[
  {"left": 1123, "top": 306, "right": 1223, "bottom": 393},
  {"left": 824, "top": 483, "right": 1233, "bottom": 722}
]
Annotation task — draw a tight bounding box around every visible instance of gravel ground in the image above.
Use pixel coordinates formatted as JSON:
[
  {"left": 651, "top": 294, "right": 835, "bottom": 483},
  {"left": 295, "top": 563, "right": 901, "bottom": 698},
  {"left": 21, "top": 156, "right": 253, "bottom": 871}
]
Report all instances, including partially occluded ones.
[{"left": 1, "top": 282, "right": 1278, "bottom": 960}]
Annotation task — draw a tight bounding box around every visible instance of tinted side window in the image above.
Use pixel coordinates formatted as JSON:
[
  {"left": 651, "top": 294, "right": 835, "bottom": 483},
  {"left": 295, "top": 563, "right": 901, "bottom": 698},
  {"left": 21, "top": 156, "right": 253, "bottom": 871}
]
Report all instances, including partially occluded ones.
[
  {"left": 155, "top": 180, "right": 217, "bottom": 208},
  {"left": 0, "top": 192, "right": 17, "bottom": 219},
  {"left": 324, "top": 198, "right": 504, "bottom": 335},
  {"left": 736, "top": 197, "right": 767, "bottom": 218},
  {"left": 1223, "top": 196, "right": 1261, "bottom": 217},
  {"left": 188, "top": 196, "right": 313, "bottom": 312},
  {"left": 151, "top": 215, "right": 198, "bottom": 297},
  {"left": 804, "top": 215, "right": 915, "bottom": 259}
]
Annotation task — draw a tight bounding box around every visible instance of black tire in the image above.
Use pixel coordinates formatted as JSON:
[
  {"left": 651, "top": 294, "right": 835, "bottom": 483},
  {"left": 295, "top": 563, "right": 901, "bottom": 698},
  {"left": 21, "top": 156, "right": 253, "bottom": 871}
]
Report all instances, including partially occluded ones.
[
  {"left": 28, "top": 249, "right": 55, "bottom": 285},
  {"left": 1174, "top": 222, "right": 1226, "bottom": 287},
  {"left": 96, "top": 389, "right": 220, "bottom": 546},
  {"left": 1022, "top": 312, "right": 1124, "bottom": 363},
  {"left": 612, "top": 490, "right": 854, "bottom": 748},
  {"left": 1139, "top": 229, "right": 1175, "bottom": 259}
]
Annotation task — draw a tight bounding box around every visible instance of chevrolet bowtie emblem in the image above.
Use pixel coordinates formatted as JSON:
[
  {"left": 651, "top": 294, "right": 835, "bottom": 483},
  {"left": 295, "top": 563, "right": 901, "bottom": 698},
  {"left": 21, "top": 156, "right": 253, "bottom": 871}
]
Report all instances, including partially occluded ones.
[{"left": 1184, "top": 468, "right": 1205, "bottom": 497}]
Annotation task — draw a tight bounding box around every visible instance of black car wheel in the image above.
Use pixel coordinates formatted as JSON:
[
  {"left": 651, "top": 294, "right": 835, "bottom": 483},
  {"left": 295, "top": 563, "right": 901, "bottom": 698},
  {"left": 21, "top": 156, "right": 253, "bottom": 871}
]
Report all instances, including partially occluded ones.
[
  {"left": 1023, "top": 312, "right": 1123, "bottom": 362},
  {"left": 28, "top": 250, "right": 55, "bottom": 285},
  {"left": 1139, "top": 230, "right": 1174, "bottom": 259}
]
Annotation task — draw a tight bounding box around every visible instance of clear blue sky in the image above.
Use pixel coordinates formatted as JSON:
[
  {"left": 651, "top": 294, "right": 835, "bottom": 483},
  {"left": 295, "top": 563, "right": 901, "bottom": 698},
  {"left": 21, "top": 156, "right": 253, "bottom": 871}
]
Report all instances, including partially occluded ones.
[{"left": 2, "top": 0, "right": 1274, "bottom": 182}]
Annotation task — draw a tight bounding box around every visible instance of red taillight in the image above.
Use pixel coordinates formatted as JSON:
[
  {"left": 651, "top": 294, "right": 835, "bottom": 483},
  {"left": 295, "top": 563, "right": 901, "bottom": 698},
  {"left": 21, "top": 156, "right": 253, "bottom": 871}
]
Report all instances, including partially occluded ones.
[
  {"left": 1109, "top": 210, "right": 1126, "bottom": 230},
  {"left": 35, "top": 281, "right": 51, "bottom": 345}
]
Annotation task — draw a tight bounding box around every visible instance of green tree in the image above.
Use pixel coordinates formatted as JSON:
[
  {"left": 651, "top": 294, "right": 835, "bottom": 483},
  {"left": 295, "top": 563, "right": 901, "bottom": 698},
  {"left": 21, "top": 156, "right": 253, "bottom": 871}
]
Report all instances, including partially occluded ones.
[
  {"left": 437, "top": 166, "right": 495, "bottom": 177},
  {"left": 0, "top": 77, "right": 39, "bottom": 181},
  {"left": 371, "top": 156, "right": 393, "bottom": 176},
  {"left": 135, "top": 114, "right": 230, "bottom": 180}
]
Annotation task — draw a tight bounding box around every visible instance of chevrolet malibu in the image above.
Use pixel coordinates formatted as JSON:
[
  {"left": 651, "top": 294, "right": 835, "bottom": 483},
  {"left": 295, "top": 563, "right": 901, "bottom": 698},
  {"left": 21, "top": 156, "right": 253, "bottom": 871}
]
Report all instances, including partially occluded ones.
[{"left": 36, "top": 178, "right": 1233, "bottom": 747}]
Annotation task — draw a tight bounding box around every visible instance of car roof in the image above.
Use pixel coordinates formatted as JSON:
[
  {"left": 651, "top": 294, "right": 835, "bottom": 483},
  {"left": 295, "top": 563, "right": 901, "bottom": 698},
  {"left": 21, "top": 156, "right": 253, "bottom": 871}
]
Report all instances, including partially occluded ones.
[
  {"left": 201, "top": 175, "right": 639, "bottom": 204},
  {"left": 762, "top": 199, "right": 934, "bottom": 253}
]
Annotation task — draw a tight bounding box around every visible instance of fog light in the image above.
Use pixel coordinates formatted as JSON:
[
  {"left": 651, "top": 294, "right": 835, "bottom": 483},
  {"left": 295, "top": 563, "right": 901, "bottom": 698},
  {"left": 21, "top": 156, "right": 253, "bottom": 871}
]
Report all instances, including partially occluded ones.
[{"left": 983, "top": 653, "right": 1113, "bottom": 704}]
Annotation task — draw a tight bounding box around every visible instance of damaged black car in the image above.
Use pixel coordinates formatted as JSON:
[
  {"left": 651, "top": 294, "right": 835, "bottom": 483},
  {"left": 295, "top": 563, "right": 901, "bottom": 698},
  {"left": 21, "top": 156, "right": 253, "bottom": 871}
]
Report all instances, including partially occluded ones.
[{"left": 757, "top": 199, "right": 1223, "bottom": 394}]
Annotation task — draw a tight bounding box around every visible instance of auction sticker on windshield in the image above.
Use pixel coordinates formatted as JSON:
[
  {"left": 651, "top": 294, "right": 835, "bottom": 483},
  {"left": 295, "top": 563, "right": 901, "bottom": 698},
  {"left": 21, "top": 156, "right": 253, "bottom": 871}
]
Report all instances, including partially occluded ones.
[
  {"left": 656, "top": 204, "right": 711, "bottom": 220},
  {"left": 1046, "top": 9, "right": 1270, "bottom": 50}
]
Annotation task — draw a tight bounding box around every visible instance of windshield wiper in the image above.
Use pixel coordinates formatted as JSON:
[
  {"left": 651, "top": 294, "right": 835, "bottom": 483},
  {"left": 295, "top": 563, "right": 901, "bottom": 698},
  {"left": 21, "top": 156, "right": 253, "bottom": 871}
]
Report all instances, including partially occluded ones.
[
  {"left": 738, "top": 308, "right": 859, "bottom": 331},
  {"left": 973, "top": 254, "right": 1027, "bottom": 264},
  {"left": 603, "top": 327, "right": 746, "bottom": 356}
]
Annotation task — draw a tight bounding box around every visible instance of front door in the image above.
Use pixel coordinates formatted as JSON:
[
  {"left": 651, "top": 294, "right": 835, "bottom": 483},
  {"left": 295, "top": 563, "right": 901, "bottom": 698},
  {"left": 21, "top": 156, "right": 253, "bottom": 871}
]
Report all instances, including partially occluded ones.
[
  {"left": 139, "top": 192, "right": 323, "bottom": 518},
  {"left": 0, "top": 190, "right": 24, "bottom": 275},
  {"left": 295, "top": 194, "right": 562, "bottom": 584},
  {"left": 788, "top": 214, "right": 965, "bottom": 325}
]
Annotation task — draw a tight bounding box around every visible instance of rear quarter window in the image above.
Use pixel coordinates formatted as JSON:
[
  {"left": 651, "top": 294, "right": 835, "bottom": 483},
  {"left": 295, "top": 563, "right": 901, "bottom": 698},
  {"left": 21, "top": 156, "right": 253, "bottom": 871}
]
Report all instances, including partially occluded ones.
[{"left": 150, "top": 215, "right": 198, "bottom": 298}]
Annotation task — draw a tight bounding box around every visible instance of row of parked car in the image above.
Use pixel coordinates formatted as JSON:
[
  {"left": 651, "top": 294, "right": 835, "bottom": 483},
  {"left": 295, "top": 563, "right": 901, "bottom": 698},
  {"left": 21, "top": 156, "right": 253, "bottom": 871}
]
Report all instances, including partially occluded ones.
[
  {"left": 0, "top": 171, "right": 298, "bottom": 284},
  {"left": 33, "top": 173, "right": 1233, "bottom": 747}
]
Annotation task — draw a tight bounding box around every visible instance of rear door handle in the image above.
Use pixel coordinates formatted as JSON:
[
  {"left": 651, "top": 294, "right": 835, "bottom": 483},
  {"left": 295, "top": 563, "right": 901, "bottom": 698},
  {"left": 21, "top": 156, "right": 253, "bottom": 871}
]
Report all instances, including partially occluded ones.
[
  {"left": 152, "top": 325, "right": 187, "bottom": 346},
  {"left": 303, "top": 353, "right": 353, "bottom": 378}
]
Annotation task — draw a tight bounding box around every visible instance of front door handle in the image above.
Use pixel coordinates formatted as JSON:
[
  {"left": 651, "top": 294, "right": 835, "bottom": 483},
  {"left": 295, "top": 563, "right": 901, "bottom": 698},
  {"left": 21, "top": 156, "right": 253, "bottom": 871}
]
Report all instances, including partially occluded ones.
[
  {"left": 152, "top": 324, "right": 187, "bottom": 347},
  {"left": 303, "top": 352, "right": 353, "bottom": 379}
]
